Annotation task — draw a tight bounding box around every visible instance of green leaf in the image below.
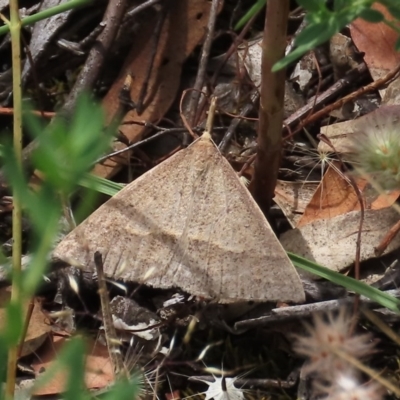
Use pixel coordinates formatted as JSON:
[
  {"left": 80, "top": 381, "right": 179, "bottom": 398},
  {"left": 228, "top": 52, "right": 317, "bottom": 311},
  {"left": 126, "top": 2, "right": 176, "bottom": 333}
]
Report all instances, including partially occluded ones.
[
  {"left": 273, "top": 22, "right": 334, "bottom": 70},
  {"left": 387, "top": 5, "right": 400, "bottom": 20},
  {"left": 28, "top": 94, "right": 112, "bottom": 195},
  {"left": 273, "top": 9, "right": 358, "bottom": 71},
  {"left": 288, "top": 252, "right": 400, "bottom": 313},
  {"left": 234, "top": 0, "right": 265, "bottom": 31},
  {"left": 359, "top": 8, "right": 385, "bottom": 22},
  {"left": 333, "top": 0, "right": 348, "bottom": 11},
  {"left": 101, "top": 377, "right": 141, "bottom": 400},
  {"left": 296, "top": 0, "right": 326, "bottom": 13},
  {"left": 395, "top": 35, "right": 400, "bottom": 51}
]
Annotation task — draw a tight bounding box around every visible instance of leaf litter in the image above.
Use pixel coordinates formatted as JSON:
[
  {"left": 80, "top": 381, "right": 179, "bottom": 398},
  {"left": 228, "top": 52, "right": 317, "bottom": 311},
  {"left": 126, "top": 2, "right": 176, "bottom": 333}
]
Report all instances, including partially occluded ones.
[{"left": 3, "top": 1, "right": 400, "bottom": 398}]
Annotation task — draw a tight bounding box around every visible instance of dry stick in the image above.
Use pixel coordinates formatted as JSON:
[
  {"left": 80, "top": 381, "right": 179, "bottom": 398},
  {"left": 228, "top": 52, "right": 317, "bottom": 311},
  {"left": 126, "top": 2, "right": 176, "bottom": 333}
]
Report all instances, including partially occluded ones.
[
  {"left": 21, "top": 33, "right": 47, "bottom": 119},
  {"left": 186, "top": 0, "right": 220, "bottom": 129},
  {"left": 0, "top": 108, "right": 54, "bottom": 118},
  {"left": 219, "top": 89, "right": 259, "bottom": 153},
  {"left": 209, "top": 10, "right": 260, "bottom": 89},
  {"left": 375, "top": 218, "right": 400, "bottom": 257},
  {"left": 17, "top": 299, "right": 35, "bottom": 358},
  {"left": 288, "top": 62, "right": 400, "bottom": 136},
  {"left": 220, "top": 10, "right": 304, "bottom": 155},
  {"left": 57, "top": 22, "right": 106, "bottom": 55},
  {"left": 318, "top": 134, "right": 365, "bottom": 281},
  {"left": 94, "top": 251, "right": 128, "bottom": 379},
  {"left": 193, "top": 9, "right": 262, "bottom": 148},
  {"left": 283, "top": 63, "right": 368, "bottom": 136},
  {"left": 251, "top": 0, "right": 289, "bottom": 213},
  {"left": 61, "top": 0, "right": 128, "bottom": 116},
  {"left": 234, "top": 288, "right": 400, "bottom": 330},
  {"left": 125, "top": 0, "right": 161, "bottom": 19},
  {"left": 96, "top": 127, "right": 199, "bottom": 164},
  {"left": 318, "top": 133, "right": 364, "bottom": 322},
  {"left": 219, "top": 14, "right": 305, "bottom": 153}
]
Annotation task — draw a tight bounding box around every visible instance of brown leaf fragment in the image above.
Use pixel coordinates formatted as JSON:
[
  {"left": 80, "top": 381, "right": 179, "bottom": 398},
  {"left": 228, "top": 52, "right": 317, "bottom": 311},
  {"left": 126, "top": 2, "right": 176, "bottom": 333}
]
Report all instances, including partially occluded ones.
[
  {"left": 281, "top": 207, "right": 400, "bottom": 274},
  {"left": 32, "top": 336, "right": 114, "bottom": 395},
  {"left": 0, "top": 288, "right": 51, "bottom": 357},
  {"left": 95, "top": 0, "right": 214, "bottom": 180},
  {"left": 350, "top": 3, "right": 400, "bottom": 102},
  {"left": 297, "top": 166, "right": 367, "bottom": 227}
]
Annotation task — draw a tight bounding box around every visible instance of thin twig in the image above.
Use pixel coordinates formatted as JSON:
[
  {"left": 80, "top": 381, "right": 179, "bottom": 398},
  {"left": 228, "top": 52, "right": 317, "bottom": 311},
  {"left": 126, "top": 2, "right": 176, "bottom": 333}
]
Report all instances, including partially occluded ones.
[
  {"left": 94, "top": 251, "right": 128, "bottom": 380},
  {"left": 61, "top": 0, "right": 128, "bottom": 117},
  {"left": 283, "top": 63, "right": 368, "bottom": 137},
  {"left": 289, "top": 62, "right": 400, "bottom": 136},
  {"left": 186, "top": 0, "right": 220, "bottom": 128},
  {"left": 375, "top": 218, "right": 400, "bottom": 257},
  {"left": 318, "top": 133, "right": 364, "bottom": 319},
  {"left": 234, "top": 289, "right": 400, "bottom": 330},
  {"left": 126, "top": 0, "right": 161, "bottom": 18},
  {"left": 219, "top": 90, "right": 259, "bottom": 153}
]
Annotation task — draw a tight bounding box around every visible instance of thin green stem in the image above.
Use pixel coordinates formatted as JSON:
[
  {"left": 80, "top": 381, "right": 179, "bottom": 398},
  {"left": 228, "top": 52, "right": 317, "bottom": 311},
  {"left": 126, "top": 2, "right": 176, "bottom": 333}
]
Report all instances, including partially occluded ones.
[
  {"left": 0, "top": 0, "right": 91, "bottom": 36},
  {"left": 6, "top": 0, "right": 23, "bottom": 396}
]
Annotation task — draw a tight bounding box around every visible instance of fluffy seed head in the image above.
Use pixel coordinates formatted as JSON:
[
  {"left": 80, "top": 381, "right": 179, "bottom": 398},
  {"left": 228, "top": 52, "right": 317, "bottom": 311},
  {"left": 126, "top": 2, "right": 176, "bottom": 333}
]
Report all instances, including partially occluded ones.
[
  {"left": 293, "top": 308, "right": 374, "bottom": 378},
  {"left": 349, "top": 105, "right": 400, "bottom": 190},
  {"left": 320, "top": 372, "right": 384, "bottom": 400}
]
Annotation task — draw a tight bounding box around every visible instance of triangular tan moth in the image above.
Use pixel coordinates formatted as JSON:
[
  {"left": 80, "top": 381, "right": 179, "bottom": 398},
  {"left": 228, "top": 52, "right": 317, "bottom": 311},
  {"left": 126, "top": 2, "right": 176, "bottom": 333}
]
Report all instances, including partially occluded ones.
[{"left": 53, "top": 113, "right": 305, "bottom": 304}]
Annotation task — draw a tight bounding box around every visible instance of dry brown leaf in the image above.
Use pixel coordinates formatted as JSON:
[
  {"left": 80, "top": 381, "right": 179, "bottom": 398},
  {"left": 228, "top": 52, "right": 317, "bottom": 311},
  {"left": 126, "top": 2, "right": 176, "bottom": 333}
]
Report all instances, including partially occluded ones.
[
  {"left": 281, "top": 207, "right": 400, "bottom": 274},
  {"left": 32, "top": 336, "right": 113, "bottom": 395},
  {"left": 274, "top": 180, "right": 319, "bottom": 228},
  {"left": 95, "top": 0, "right": 215, "bottom": 180},
  {"left": 0, "top": 287, "right": 50, "bottom": 357},
  {"left": 370, "top": 190, "right": 400, "bottom": 209},
  {"left": 297, "top": 165, "right": 367, "bottom": 227},
  {"left": 349, "top": 2, "right": 400, "bottom": 102},
  {"left": 318, "top": 119, "right": 356, "bottom": 154}
]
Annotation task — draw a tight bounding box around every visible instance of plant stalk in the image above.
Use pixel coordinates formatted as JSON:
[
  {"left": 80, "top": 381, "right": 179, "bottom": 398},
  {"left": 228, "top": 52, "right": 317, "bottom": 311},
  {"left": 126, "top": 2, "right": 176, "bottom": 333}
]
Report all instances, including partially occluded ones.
[
  {"left": 6, "top": 0, "right": 23, "bottom": 397},
  {"left": 251, "top": 0, "right": 289, "bottom": 213},
  {"left": 0, "top": 0, "right": 91, "bottom": 36}
]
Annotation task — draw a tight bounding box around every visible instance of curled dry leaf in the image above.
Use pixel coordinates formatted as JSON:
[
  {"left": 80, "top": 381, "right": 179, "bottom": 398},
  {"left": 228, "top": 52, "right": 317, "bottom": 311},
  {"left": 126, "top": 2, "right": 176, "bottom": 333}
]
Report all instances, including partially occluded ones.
[{"left": 95, "top": 0, "right": 216, "bottom": 180}]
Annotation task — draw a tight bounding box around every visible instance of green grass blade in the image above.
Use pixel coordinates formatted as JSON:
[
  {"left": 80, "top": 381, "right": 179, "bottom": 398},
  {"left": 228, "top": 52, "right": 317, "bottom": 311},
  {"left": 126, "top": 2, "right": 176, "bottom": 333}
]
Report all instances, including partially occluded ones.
[
  {"left": 234, "top": 0, "right": 266, "bottom": 30},
  {"left": 288, "top": 252, "right": 400, "bottom": 313},
  {"left": 78, "top": 173, "right": 124, "bottom": 196}
]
